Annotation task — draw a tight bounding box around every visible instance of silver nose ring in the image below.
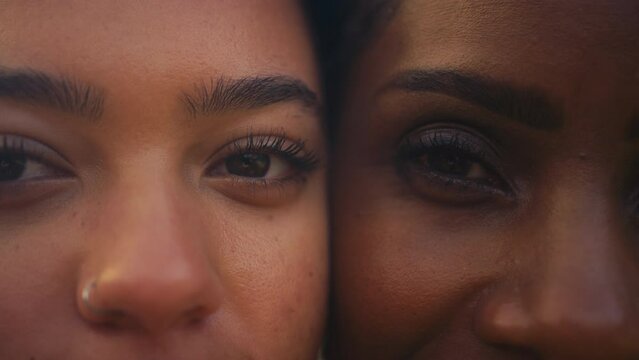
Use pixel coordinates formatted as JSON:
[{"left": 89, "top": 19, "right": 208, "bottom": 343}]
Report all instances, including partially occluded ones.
[
  {"left": 82, "top": 280, "right": 123, "bottom": 318},
  {"left": 82, "top": 281, "right": 104, "bottom": 316}
]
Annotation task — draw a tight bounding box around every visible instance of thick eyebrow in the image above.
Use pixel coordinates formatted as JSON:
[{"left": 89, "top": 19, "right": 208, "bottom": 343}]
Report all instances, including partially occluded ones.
[
  {"left": 0, "top": 69, "right": 104, "bottom": 119},
  {"left": 182, "top": 75, "right": 319, "bottom": 116},
  {"left": 382, "top": 69, "right": 563, "bottom": 130}
]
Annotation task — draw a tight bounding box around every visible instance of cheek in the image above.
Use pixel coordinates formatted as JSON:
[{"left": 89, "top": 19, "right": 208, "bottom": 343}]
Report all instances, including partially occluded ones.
[
  {"left": 208, "top": 192, "right": 328, "bottom": 356},
  {"left": 332, "top": 180, "right": 500, "bottom": 355},
  {"left": 0, "top": 209, "right": 83, "bottom": 356}
]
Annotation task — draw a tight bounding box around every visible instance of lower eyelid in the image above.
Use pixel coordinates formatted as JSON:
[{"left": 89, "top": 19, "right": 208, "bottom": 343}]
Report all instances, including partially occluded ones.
[
  {"left": 0, "top": 177, "right": 78, "bottom": 208},
  {"left": 398, "top": 149, "right": 512, "bottom": 198},
  {"left": 200, "top": 174, "right": 308, "bottom": 207},
  {"left": 404, "top": 167, "right": 511, "bottom": 201}
]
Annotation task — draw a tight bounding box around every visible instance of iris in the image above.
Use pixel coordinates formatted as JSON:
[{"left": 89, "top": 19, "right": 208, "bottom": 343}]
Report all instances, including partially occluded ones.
[
  {"left": 225, "top": 153, "right": 271, "bottom": 178},
  {"left": 0, "top": 154, "right": 26, "bottom": 181}
]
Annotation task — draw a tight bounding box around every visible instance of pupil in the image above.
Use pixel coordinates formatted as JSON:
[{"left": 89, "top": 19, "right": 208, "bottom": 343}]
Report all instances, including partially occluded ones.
[
  {"left": 428, "top": 149, "right": 472, "bottom": 177},
  {"left": 225, "top": 153, "right": 270, "bottom": 178},
  {"left": 0, "top": 154, "right": 27, "bottom": 182}
]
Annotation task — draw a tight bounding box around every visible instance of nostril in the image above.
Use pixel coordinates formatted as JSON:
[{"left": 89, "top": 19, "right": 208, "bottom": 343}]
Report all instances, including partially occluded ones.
[{"left": 77, "top": 270, "right": 223, "bottom": 334}]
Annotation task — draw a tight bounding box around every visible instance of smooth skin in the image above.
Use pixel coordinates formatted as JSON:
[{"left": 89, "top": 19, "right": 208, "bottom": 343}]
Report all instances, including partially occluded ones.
[
  {"left": 331, "top": 0, "right": 639, "bottom": 359},
  {"left": 0, "top": 1, "right": 327, "bottom": 359}
]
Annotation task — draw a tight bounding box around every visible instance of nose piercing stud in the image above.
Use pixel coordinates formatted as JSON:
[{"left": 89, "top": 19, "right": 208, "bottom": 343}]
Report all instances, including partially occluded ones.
[
  {"left": 82, "top": 280, "right": 122, "bottom": 318},
  {"left": 82, "top": 280, "right": 103, "bottom": 316}
]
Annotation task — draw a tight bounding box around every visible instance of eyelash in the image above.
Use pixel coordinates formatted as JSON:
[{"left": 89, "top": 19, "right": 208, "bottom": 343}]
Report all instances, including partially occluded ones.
[
  {"left": 0, "top": 135, "right": 70, "bottom": 179},
  {"left": 396, "top": 126, "right": 512, "bottom": 199},
  {"left": 208, "top": 131, "right": 320, "bottom": 180},
  {"left": 1, "top": 135, "right": 45, "bottom": 164}
]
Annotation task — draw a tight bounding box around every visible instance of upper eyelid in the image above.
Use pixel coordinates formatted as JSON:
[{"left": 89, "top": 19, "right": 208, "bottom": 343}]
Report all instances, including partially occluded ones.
[
  {"left": 0, "top": 134, "right": 73, "bottom": 170},
  {"left": 396, "top": 126, "right": 516, "bottom": 190},
  {"left": 230, "top": 135, "right": 298, "bottom": 153},
  {"left": 204, "top": 134, "right": 318, "bottom": 168},
  {"left": 398, "top": 126, "right": 502, "bottom": 162},
  {"left": 391, "top": 111, "right": 509, "bottom": 149},
  {"left": 210, "top": 133, "right": 296, "bottom": 156}
]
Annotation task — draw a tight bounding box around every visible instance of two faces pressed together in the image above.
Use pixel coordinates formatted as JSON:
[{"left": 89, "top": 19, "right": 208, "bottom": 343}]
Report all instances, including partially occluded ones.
[{"left": 1, "top": 0, "right": 638, "bottom": 359}]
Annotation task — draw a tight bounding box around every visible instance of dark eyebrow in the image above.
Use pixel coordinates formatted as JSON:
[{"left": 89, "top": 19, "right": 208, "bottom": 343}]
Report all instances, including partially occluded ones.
[
  {"left": 0, "top": 68, "right": 104, "bottom": 119},
  {"left": 382, "top": 69, "right": 563, "bottom": 130},
  {"left": 182, "top": 75, "right": 319, "bottom": 116}
]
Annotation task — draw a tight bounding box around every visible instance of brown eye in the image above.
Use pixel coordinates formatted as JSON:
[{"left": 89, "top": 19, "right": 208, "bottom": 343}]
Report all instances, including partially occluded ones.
[
  {"left": 0, "top": 153, "right": 27, "bottom": 182},
  {"left": 225, "top": 153, "right": 271, "bottom": 178},
  {"left": 203, "top": 134, "right": 320, "bottom": 205},
  {"left": 0, "top": 139, "right": 68, "bottom": 184},
  {"left": 0, "top": 154, "right": 63, "bottom": 183},
  {"left": 416, "top": 147, "right": 490, "bottom": 180},
  {"left": 0, "top": 135, "right": 75, "bottom": 208},
  {"left": 397, "top": 126, "right": 513, "bottom": 202},
  {"left": 205, "top": 134, "right": 320, "bottom": 185},
  {"left": 414, "top": 148, "right": 490, "bottom": 180},
  {"left": 209, "top": 152, "right": 293, "bottom": 180}
]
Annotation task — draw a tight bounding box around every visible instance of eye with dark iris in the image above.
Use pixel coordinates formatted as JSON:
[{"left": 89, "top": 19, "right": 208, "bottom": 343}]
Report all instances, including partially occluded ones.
[
  {"left": 206, "top": 133, "right": 319, "bottom": 182},
  {"left": 422, "top": 148, "right": 473, "bottom": 177},
  {"left": 0, "top": 135, "right": 71, "bottom": 185},
  {"left": 413, "top": 146, "right": 491, "bottom": 180},
  {"left": 225, "top": 153, "right": 271, "bottom": 178},
  {"left": 0, "top": 153, "right": 26, "bottom": 182},
  {"left": 397, "top": 125, "right": 511, "bottom": 200}
]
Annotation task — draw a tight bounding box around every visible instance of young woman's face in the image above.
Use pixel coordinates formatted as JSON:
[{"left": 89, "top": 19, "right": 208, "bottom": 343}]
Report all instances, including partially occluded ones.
[
  {"left": 332, "top": 0, "right": 639, "bottom": 358},
  {"left": 0, "top": 1, "right": 326, "bottom": 358}
]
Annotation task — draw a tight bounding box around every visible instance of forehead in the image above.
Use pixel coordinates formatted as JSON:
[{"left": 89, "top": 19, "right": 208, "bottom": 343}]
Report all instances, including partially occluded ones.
[
  {"left": 357, "top": 0, "right": 639, "bottom": 103},
  {"left": 395, "top": 0, "right": 637, "bottom": 60},
  {"left": 0, "top": 0, "right": 316, "bottom": 86}
]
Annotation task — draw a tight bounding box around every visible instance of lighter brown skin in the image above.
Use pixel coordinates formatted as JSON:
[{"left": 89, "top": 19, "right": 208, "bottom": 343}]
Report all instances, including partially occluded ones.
[
  {"left": 0, "top": 1, "right": 327, "bottom": 359},
  {"left": 331, "top": 0, "right": 639, "bottom": 359}
]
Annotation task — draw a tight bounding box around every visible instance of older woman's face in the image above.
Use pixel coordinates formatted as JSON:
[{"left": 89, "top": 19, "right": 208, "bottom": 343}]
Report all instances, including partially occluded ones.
[
  {"left": 332, "top": 0, "right": 639, "bottom": 358},
  {"left": 0, "top": 1, "right": 327, "bottom": 359}
]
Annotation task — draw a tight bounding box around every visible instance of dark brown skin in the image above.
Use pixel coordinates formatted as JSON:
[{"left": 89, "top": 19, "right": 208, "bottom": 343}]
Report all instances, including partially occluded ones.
[
  {"left": 0, "top": 1, "right": 327, "bottom": 359},
  {"left": 331, "top": 0, "right": 639, "bottom": 359}
]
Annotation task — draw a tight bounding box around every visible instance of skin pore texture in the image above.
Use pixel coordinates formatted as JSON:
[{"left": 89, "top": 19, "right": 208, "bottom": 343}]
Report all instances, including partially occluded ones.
[
  {"left": 331, "top": 0, "right": 639, "bottom": 359},
  {"left": 0, "top": 1, "right": 327, "bottom": 359}
]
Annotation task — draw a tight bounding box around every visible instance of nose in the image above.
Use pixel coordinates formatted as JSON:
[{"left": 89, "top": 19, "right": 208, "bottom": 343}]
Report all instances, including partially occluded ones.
[
  {"left": 476, "top": 188, "right": 639, "bottom": 359},
  {"left": 77, "top": 178, "right": 222, "bottom": 333}
]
